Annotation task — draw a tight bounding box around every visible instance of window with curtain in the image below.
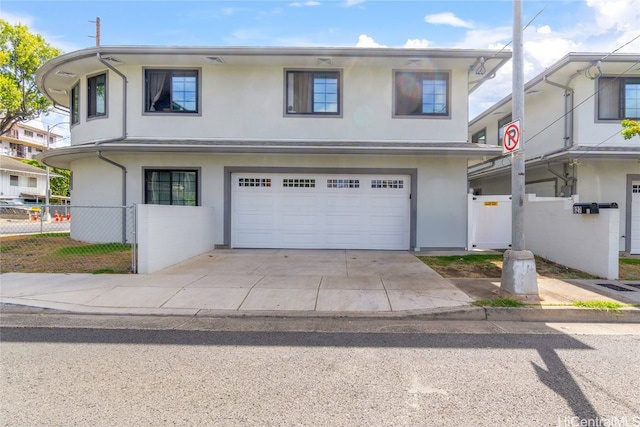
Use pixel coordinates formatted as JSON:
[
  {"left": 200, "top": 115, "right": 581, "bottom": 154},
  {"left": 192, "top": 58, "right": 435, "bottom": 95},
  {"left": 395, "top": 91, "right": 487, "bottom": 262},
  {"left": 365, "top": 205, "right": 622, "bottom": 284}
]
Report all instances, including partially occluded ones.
[
  {"left": 144, "top": 70, "right": 198, "bottom": 113},
  {"left": 144, "top": 170, "right": 198, "bottom": 206},
  {"left": 597, "top": 77, "right": 640, "bottom": 120},
  {"left": 87, "top": 73, "right": 106, "bottom": 118},
  {"left": 286, "top": 70, "right": 340, "bottom": 115},
  {"left": 394, "top": 71, "right": 449, "bottom": 116}
]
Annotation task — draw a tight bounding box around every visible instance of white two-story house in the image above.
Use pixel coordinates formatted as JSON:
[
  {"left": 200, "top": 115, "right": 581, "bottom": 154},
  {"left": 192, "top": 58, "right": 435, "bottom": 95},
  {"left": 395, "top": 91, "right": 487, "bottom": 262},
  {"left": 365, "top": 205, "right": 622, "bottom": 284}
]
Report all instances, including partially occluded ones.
[
  {"left": 468, "top": 53, "right": 640, "bottom": 254},
  {"left": 36, "top": 46, "right": 509, "bottom": 251}
]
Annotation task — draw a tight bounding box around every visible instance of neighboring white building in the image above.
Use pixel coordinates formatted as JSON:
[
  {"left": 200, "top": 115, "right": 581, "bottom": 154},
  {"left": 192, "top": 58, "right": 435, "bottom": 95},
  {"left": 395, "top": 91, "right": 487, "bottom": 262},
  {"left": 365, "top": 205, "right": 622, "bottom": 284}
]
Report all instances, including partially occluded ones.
[
  {"left": 0, "top": 122, "right": 63, "bottom": 160},
  {"left": 0, "top": 155, "right": 51, "bottom": 202},
  {"left": 468, "top": 53, "right": 640, "bottom": 253},
  {"left": 36, "top": 46, "right": 510, "bottom": 250}
]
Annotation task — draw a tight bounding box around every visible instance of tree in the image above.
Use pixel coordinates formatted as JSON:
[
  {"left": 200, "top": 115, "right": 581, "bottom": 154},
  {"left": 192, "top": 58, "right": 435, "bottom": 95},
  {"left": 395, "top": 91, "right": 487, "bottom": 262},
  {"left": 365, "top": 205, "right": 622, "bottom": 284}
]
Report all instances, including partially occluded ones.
[
  {"left": 21, "top": 159, "right": 70, "bottom": 197},
  {"left": 0, "top": 20, "right": 62, "bottom": 136},
  {"left": 621, "top": 119, "right": 639, "bottom": 140}
]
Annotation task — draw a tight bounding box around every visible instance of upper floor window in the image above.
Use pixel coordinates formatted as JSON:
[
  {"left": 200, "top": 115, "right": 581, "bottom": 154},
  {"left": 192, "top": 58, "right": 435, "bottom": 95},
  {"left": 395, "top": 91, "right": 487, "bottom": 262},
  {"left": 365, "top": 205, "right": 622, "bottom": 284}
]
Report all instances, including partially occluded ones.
[
  {"left": 9, "top": 175, "right": 18, "bottom": 186},
  {"left": 598, "top": 77, "right": 640, "bottom": 120},
  {"left": 286, "top": 70, "right": 340, "bottom": 115},
  {"left": 145, "top": 69, "right": 198, "bottom": 113},
  {"left": 71, "top": 84, "right": 79, "bottom": 125},
  {"left": 145, "top": 169, "right": 199, "bottom": 206},
  {"left": 472, "top": 128, "right": 486, "bottom": 144},
  {"left": 394, "top": 71, "right": 449, "bottom": 117},
  {"left": 24, "top": 130, "right": 34, "bottom": 137},
  {"left": 498, "top": 114, "right": 512, "bottom": 145},
  {"left": 87, "top": 73, "right": 107, "bottom": 118}
]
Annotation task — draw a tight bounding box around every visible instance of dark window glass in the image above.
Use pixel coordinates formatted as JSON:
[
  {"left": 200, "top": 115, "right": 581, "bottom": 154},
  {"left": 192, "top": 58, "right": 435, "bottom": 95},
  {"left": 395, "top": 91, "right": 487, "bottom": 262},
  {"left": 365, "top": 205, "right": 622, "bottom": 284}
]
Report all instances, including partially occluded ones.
[
  {"left": 145, "top": 170, "right": 198, "bottom": 206},
  {"left": 87, "top": 73, "right": 106, "bottom": 118},
  {"left": 71, "top": 84, "right": 79, "bottom": 124},
  {"left": 394, "top": 71, "right": 449, "bottom": 116},
  {"left": 286, "top": 71, "right": 340, "bottom": 115},
  {"left": 145, "top": 70, "right": 198, "bottom": 113}
]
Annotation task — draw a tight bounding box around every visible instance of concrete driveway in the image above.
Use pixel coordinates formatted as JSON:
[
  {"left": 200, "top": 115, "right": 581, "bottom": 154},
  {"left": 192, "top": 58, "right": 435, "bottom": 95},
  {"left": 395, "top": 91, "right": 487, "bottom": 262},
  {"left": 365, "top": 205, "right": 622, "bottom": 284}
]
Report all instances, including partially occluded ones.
[
  {"left": 0, "top": 250, "right": 474, "bottom": 315},
  {"left": 155, "top": 249, "right": 473, "bottom": 313}
]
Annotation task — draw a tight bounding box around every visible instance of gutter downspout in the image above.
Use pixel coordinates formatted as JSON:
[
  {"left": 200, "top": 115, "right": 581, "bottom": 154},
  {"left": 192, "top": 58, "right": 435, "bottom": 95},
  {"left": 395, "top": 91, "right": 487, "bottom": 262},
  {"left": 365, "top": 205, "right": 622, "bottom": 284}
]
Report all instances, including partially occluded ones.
[
  {"left": 542, "top": 74, "right": 577, "bottom": 148},
  {"left": 97, "top": 52, "right": 127, "bottom": 140},
  {"left": 97, "top": 52, "right": 131, "bottom": 251}
]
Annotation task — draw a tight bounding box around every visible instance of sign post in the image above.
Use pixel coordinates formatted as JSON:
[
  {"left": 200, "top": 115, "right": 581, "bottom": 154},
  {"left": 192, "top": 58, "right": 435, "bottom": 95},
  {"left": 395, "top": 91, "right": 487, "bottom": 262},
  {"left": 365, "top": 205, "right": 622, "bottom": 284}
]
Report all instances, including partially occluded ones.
[{"left": 502, "top": 120, "right": 521, "bottom": 154}]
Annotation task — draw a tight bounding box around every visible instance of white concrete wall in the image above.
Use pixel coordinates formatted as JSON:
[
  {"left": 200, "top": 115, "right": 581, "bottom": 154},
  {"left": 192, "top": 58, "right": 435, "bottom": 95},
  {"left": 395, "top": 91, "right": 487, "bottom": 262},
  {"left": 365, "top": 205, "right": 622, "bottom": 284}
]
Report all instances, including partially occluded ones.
[
  {"left": 137, "top": 204, "right": 215, "bottom": 274},
  {"left": 70, "top": 63, "right": 471, "bottom": 145},
  {"left": 68, "top": 152, "right": 470, "bottom": 250},
  {"left": 524, "top": 195, "right": 619, "bottom": 279}
]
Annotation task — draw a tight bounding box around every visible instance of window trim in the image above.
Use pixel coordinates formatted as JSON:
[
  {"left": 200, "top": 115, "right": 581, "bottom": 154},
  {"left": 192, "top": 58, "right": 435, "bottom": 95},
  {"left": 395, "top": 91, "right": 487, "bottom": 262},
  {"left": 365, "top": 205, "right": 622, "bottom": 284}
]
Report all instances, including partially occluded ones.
[
  {"left": 9, "top": 175, "right": 18, "bottom": 186},
  {"left": 87, "top": 71, "right": 108, "bottom": 120},
  {"left": 143, "top": 167, "right": 201, "bottom": 206},
  {"left": 471, "top": 128, "right": 487, "bottom": 144},
  {"left": 142, "top": 68, "right": 202, "bottom": 116},
  {"left": 70, "top": 82, "right": 80, "bottom": 126},
  {"left": 284, "top": 69, "right": 343, "bottom": 118},
  {"left": 392, "top": 69, "right": 451, "bottom": 119},
  {"left": 595, "top": 76, "right": 640, "bottom": 121},
  {"left": 498, "top": 114, "right": 512, "bottom": 146}
]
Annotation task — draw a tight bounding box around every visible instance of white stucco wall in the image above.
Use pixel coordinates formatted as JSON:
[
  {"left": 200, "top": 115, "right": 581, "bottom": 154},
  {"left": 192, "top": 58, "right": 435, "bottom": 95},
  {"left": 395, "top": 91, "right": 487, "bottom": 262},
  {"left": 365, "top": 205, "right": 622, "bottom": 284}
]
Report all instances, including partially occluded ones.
[
  {"left": 524, "top": 195, "right": 619, "bottom": 279},
  {"left": 137, "top": 204, "right": 215, "bottom": 274},
  {"left": 69, "top": 152, "right": 470, "bottom": 250},
  {"left": 70, "top": 64, "right": 471, "bottom": 145},
  {"left": 576, "top": 159, "right": 638, "bottom": 251}
]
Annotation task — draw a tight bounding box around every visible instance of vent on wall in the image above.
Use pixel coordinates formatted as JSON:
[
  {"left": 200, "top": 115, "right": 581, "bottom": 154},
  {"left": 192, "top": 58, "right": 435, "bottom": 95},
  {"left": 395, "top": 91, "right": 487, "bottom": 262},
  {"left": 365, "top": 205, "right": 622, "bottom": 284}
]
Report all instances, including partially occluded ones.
[{"left": 55, "top": 70, "right": 77, "bottom": 78}]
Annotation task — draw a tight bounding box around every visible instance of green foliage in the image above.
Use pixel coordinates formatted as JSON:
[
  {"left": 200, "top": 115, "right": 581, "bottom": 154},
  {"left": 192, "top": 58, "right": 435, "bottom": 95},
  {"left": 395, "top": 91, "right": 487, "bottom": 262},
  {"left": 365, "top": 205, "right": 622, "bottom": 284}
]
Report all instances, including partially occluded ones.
[
  {"left": 572, "top": 300, "right": 626, "bottom": 312},
  {"left": 621, "top": 119, "right": 639, "bottom": 140},
  {"left": 620, "top": 258, "right": 640, "bottom": 265},
  {"left": 0, "top": 19, "right": 62, "bottom": 135},
  {"left": 473, "top": 298, "right": 526, "bottom": 307},
  {"left": 53, "top": 243, "right": 131, "bottom": 257},
  {"left": 21, "top": 159, "right": 70, "bottom": 197},
  {"left": 418, "top": 254, "right": 504, "bottom": 266}
]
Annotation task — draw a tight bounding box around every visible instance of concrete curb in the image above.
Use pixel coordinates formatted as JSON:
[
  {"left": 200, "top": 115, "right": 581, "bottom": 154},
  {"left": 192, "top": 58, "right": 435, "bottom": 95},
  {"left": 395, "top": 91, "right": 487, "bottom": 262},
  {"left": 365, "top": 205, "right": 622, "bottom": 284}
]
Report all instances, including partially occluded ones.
[{"left": 1, "top": 303, "right": 639, "bottom": 323}]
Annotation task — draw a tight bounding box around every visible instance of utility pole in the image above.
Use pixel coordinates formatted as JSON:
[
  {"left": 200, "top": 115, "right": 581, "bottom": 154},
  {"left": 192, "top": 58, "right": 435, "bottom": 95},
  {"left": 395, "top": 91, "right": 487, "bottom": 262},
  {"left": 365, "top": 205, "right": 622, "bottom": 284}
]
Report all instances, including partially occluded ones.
[
  {"left": 89, "top": 17, "right": 100, "bottom": 47},
  {"left": 500, "top": 0, "right": 539, "bottom": 298}
]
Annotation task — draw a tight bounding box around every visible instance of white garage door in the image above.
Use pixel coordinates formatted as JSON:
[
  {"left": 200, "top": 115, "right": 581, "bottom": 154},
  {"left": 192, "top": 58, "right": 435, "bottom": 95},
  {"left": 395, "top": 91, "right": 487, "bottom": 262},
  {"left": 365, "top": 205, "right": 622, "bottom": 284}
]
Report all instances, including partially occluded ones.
[
  {"left": 231, "top": 173, "right": 410, "bottom": 249},
  {"left": 632, "top": 180, "right": 640, "bottom": 254}
]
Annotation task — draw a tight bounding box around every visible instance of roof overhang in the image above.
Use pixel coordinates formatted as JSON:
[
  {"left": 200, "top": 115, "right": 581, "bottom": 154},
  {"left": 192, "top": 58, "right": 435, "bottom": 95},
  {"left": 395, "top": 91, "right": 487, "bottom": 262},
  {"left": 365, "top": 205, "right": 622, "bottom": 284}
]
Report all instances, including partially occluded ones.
[
  {"left": 469, "top": 145, "right": 640, "bottom": 180},
  {"left": 470, "top": 52, "right": 640, "bottom": 126},
  {"left": 37, "top": 139, "right": 504, "bottom": 169},
  {"left": 37, "top": 45, "right": 512, "bottom": 107}
]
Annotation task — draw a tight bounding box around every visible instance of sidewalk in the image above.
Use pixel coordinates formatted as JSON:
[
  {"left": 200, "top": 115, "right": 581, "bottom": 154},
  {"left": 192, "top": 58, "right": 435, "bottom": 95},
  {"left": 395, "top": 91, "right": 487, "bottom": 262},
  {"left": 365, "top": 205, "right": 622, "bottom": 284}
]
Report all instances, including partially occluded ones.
[{"left": 1, "top": 249, "right": 639, "bottom": 322}]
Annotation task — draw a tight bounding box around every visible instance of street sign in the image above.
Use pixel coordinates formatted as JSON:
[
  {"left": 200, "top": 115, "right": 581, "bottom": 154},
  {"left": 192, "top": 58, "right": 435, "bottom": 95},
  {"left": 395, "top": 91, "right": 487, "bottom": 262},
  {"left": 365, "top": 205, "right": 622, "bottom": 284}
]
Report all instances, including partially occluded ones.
[{"left": 502, "top": 120, "right": 521, "bottom": 154}]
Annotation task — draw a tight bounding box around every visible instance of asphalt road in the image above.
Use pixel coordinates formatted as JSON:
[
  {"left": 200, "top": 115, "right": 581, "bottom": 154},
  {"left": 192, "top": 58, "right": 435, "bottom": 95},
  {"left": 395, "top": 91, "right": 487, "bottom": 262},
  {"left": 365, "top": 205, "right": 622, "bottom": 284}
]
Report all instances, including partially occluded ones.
[{"left": 1, "top": 315, "right": 639, "bottom": 426}]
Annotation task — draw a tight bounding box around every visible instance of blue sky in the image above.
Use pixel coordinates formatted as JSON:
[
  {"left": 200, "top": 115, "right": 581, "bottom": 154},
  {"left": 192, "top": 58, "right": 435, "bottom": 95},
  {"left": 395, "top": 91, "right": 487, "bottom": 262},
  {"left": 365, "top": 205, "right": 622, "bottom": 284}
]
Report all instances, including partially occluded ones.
[{"left": 2, "top": 0, "right": 639, "bottom": 135}]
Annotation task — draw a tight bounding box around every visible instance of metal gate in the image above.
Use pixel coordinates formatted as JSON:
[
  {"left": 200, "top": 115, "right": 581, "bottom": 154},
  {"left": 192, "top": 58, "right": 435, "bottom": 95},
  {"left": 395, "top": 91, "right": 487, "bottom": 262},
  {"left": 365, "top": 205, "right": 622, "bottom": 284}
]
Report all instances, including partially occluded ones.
[{"left": 467, "top": 194, "right": 512, "bottom": 250}]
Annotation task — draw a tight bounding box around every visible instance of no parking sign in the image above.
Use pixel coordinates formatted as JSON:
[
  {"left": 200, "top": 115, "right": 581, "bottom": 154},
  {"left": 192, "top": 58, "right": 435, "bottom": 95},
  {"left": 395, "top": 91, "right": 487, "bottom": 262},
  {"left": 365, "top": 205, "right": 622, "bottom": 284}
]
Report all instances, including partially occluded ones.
[{"left": 502, "top": 120, "right": 521, "bottom": 154}]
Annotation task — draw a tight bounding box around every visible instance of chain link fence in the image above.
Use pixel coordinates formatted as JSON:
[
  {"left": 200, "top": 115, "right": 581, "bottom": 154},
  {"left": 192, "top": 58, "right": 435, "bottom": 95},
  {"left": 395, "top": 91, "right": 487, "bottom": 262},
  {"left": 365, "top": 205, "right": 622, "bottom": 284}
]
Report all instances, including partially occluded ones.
[{"left": 1, "top": 205, "right": 136, "bottom": 274}]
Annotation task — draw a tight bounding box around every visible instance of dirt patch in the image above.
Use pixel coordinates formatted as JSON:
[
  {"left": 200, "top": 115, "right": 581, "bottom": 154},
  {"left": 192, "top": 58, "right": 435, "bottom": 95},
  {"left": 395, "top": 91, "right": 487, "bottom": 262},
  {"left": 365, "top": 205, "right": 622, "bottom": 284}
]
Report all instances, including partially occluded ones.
[
  {"left": 417, "top": 254, "right": 623, "bottom": 280},
  {"left": 1, "top": 234, "right": 132, "bottom": 274}
]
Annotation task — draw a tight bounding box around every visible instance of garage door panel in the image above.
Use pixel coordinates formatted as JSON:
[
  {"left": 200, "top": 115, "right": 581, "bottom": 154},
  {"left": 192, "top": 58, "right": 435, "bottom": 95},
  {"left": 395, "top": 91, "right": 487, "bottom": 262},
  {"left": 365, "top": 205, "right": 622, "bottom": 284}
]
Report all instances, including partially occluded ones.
[
  {"left": 236, "top": 232, "right": 274, "bottom": 246},
  {"left": 281, "top": 232, "right": 318, "bottom": 245},
  {"left": 280, "top": 213, "right": 318, "bottom": 227},
  {"left": 232, "top": 173, "right": 410, "bottom": 249},
  {"left": 235, "top": 213, "right": 275, "bottom": 227}
]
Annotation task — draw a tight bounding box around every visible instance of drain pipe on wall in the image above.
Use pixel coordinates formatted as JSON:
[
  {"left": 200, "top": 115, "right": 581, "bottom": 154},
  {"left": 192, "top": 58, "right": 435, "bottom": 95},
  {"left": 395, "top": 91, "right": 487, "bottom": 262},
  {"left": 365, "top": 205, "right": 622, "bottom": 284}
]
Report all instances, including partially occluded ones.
[
  {"left": 96, "top": 52, "right": 130, "bottom": 246},
  {"left": 543, "top": 73, "right": 578, "bottom": 148}
]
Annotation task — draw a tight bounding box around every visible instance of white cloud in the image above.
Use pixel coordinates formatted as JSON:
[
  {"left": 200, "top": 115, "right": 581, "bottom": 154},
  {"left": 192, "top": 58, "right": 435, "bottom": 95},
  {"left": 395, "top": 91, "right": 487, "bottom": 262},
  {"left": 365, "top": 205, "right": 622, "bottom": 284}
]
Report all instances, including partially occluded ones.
[
  {"left": 0, "top": 11, "right": 35, "bottom": 27},
  {"left": 355, "top": 34, "right": 386, "bottom": 47},
  {"left": 537, "top": 25, "right": 552, "bottom": 34},
  {"left": 424, "top": 12, "right": 473, "bottom": 29},
  {"left": 404, "top": 39, "right": 430, "bottom": 48},
  {"left": 344, "top": 0, "right": 365, "bottom": 7},
  {"left": 586, "top": 0, "right": 640, "bottom": 32},
  {"left": 289, "top": 1, "right": 320, "bottom": 7}
]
